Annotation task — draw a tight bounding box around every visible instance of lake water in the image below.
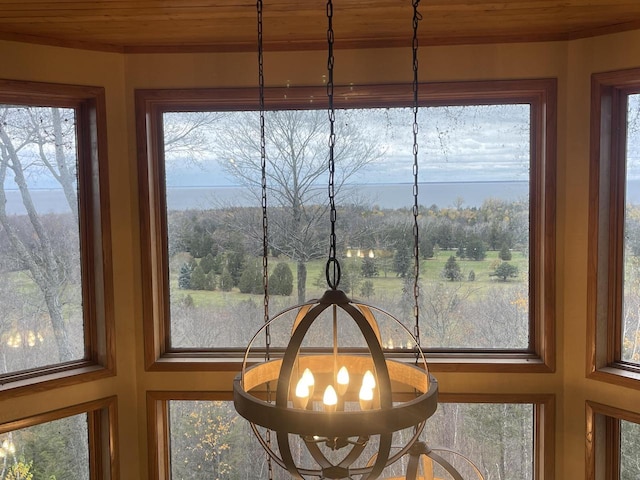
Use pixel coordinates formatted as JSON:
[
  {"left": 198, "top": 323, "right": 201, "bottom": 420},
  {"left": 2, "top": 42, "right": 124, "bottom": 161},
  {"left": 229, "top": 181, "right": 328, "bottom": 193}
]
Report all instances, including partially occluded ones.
[
  {"left": 3, "top": 182, "right": 532, "bottom": 215},
  {"left": 13, "top": 179, "right": 640, "bottom": 215},
  {"left": 165, "top": 182, "right": 531, "bottom": 211}
]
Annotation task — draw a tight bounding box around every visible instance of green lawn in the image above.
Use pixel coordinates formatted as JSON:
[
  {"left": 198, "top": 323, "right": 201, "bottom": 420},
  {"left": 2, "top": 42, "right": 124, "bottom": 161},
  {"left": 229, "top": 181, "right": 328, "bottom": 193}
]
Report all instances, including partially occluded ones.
[{"left": 170, "top": 249, "right": 528, "bottom": 307}]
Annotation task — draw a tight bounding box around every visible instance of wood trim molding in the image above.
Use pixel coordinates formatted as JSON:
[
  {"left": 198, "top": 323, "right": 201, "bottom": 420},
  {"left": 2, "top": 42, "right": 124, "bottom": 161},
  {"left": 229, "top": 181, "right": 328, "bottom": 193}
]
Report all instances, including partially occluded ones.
[
  {"left": 147, "top": 391, "right": 554, "bottom": 480},
  {"left": 441, "top": 393, "right": 555, "bottom": 480},
  {"left": 587, "top": 67, "right": 640, "bottom": 389},
  {"left": 146, "top": 391, "right": 231, "bottom": 480},
  {"left": 586, "top": 401, "right": 640, "bottom": 480},
  {"left": 0, "top": 79, "right": 116, "bottom": 395},
  {"left": 146, "top": 392, "right": 169, "bottom": 480},
  {"left": 0, "top": 396, "right": 119, "bottom": 480},
  {"left": 137, "top": 79, "right": 556, "bottom": 373}
]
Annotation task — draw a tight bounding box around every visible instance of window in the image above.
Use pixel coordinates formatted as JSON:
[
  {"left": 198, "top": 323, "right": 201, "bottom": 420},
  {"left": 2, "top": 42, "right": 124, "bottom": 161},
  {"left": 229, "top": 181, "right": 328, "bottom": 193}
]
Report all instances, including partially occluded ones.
[
  {"left": 621, "top": 419, "right": 640, "bottom": 477},
  {"left": 586, "top": 401, "right": 640, "bottom": 479},
  {"left": 0, "top": 397, "right": 117, "bottom": 479},
  {"left": 589, "top": 68, "right": 640, "bottom": 386},
  {"left": 137, "top": 80, "right": 555, "bottom": 371},
  {"left": 0, "top": 80, "right": 114, "bottom": 392},
  {"left": 148, "top": 392, "right": 553, "bottom": 480}
]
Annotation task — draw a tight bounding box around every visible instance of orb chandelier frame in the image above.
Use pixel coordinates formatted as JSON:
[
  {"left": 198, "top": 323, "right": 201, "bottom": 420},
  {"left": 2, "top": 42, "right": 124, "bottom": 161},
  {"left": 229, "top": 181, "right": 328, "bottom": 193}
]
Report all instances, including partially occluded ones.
[
  {"left": 232, "top": 1, "right": 485, "bottom": 479},
  {"left": 234, "top": 289, "right": 439, "bottom": 478}
]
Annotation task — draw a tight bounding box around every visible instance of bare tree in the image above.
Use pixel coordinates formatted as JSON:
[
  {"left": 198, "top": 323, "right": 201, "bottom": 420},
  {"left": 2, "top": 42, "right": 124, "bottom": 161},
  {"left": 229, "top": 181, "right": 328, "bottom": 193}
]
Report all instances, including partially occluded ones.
[
  {"left": 0, "top": 106, "right": 79, "bottom": 362},
  {"left": 215, "top": 109, "right": 382, "bottom": 302},
  {"left": 467, "top": 285, "right": 529, "bottom": 349},
  {"left": 420, "top": 282, "right": 479, "bottom": 348},
  {"left": 163, "top": 111, "right": 226, "bottom": 162}
]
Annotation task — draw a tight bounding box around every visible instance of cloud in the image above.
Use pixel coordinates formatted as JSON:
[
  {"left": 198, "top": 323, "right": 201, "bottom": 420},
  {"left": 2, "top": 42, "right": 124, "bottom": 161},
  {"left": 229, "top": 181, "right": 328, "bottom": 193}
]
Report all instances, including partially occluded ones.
[{"left": 163, "top": 104, "right": 532, "bottom": 186}]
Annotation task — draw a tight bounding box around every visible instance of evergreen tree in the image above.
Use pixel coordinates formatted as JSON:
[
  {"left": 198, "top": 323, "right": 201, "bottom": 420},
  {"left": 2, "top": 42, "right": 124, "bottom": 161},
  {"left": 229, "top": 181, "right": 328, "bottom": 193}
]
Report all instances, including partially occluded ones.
[
  {"left": 442, "top": 255, "right": 462, "bottom": 281},
  {"left": 238, "top": 260, "right": 262, "bottom": 294},
  {"left": 393, "top": 243, "right": 411, "bottom": 278},
  {"left": 499, "top": 244, "right": 512, "bottom": 261},
  {"left": 360, "top": 280, "right": 375, "bottom": 299},
  {"left": 361, "top": 257, "right": 378, "bottom": 278},
  {"left": 269, "top": 262, "right": 294, "bottom": 296},
  {"left": 492, "top": 262, "right": 519, "bottom": 281},
  {"left": 219, "top": 268, "right": 234, "bottom": 292},
  {"left": 178, "top": 262, "right": 193, "bottom": 289},
  {"left": 420, "top": 236, "right": 434, "bottom": 258},
  {"left": 226, "top": 251, "right": 246, "bottom": 287},
  {"left": 468, "top": 269, "right": 476, "bottom": 281},
  {"left": 205, "top": 271, "right": 217, "bottom": 291},
  {"left": 341, "top": 261, "right": 362, "bottom": 294},
  {"left": 180, "top": 216, "right": 216, "bottom": 258},
  {"left": 199, "top": 253, "right": 216, "bottom": 274},
  {"left": 190, "top": 265, "right": 206, "bottom": 290},
  {"left": 212, "top": 254, "right": 224, "bottom": 275},
  {"left": 465, "top": 236, "right": 487, "bottom": 261}
]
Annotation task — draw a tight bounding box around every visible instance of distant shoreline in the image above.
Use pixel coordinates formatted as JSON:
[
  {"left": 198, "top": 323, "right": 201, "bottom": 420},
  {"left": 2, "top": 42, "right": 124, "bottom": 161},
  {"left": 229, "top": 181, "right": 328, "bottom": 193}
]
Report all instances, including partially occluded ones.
[
  {"left": 163, "top": 180, "right": 530, "bottom": 189},
  {"left": 6, "top": 179, "right": 640, "bottom": 215}
]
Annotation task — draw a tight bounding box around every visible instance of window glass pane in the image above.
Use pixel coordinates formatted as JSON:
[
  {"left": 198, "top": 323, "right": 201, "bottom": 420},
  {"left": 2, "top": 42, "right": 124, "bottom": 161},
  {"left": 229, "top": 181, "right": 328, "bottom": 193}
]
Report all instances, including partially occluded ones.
[
  {"left": 163, "top": 104, "right": 530, "bottom": 350},
  {"left": 0, "top": 414, "right": 89, "bottom": 479},
  {"left": 624, "top": 94, "right": 640, "bottom": 365},
  {"left": 167, "top": 400, "right": 533, "bottom": 479},
  {"left": 621, "top": 419, "right": 640, "bottom": 479},
  {"left": 0, "top": 106, "right": 84, "bottom": 373},
  {"left": 168, "top": 400, "right": 290, "bottom": 480},
  {"left": 421, "top": 403, "right": 534, "bottom": 480}
]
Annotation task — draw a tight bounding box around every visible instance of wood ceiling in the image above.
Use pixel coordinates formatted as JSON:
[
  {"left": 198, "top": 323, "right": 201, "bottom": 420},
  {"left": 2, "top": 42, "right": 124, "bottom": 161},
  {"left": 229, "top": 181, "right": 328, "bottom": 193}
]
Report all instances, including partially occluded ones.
[{"left": 0, "top": 1, "right": 639, "bottom": 53}]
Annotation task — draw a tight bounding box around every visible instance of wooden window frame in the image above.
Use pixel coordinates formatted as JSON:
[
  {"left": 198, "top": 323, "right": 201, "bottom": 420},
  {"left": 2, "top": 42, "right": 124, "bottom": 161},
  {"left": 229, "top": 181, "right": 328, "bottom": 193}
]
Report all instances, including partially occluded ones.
[
  {"left": 588, "top": 68, "right": 640, "bottom": 388},
  {"left": 147, "top": 391, "right": 554, "bottom": 480},
  {"left": 586, "top": 401, "right": 640, "bottom": 480},
  {"left": 0, "top": 79, "right": 115, "bottom": 395},
  {"left": 137, "top": 78, "right": 556, "bottom": 373},
  {"left": 0, "top": 396, "right": 119, "bottom": 480}
]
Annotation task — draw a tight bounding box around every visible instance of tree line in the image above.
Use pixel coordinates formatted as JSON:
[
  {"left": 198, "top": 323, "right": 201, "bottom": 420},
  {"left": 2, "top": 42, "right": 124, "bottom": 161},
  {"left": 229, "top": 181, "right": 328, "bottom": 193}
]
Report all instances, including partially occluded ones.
[{"left": 168, "top": 197, "right": 528, "bottom": 297}]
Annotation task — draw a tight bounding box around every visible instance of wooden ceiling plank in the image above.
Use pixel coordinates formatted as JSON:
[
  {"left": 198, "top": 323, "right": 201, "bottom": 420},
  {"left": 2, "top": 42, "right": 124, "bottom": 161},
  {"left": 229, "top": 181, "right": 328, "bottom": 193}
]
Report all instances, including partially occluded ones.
[{"left": 0, "top": 0, "right": 639, "bottom": 53}]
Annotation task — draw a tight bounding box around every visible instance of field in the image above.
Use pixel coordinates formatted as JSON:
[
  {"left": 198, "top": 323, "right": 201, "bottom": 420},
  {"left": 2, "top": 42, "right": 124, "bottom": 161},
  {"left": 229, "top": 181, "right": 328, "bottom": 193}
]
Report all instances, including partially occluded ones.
[{"left": 169, "top": 249, "right": 529, "bottom": 307}]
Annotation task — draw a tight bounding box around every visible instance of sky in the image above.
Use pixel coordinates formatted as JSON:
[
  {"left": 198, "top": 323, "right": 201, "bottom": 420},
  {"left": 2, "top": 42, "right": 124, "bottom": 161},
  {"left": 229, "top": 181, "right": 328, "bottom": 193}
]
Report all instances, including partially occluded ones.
[
  {"left": 8, "top": 98, "right": 638, "bottom": 192},
  {"left": 163, "top": 104, "right": 532, "bottom": 188},
  {"left": 5, "top": 99, "right": 640, "bottom": 213}
]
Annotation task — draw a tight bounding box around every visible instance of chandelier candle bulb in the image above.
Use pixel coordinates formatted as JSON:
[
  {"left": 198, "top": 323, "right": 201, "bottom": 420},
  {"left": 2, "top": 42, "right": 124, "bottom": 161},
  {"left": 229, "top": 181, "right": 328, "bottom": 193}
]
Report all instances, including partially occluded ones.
[
  {"left": 323, "top": 385, "right": 338, "bottom": 412},
  {"left": 336, "top": 366, "right": 349, "bottom": 396},
  {"left": 359, "top": 385, "right": 374, "bottom": 411},
  {"left": 294, "top": 378, "right": 310, "bottom": 409},
  {"left": 301, "top": 368, "right": 315, "bottom": 398},
  {"left": 362, "top": 370, "right": 376, "bottom": 390}
]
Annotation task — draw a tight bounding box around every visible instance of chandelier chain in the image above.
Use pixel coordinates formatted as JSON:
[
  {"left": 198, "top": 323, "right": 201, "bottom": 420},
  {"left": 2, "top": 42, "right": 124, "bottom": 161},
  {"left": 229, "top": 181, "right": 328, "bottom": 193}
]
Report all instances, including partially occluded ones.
[
  {"left": 257, "top": 0, "right": 268, "bottom": 368},
  {"left": 257, "top": 0, "right": 270, "bottom": 354},
  {"left": 257, "top": 0, "right": 273, "bottom": 478},
  {"left": 412, "top": 0, "right": 422, "bottom": 361},
  {"left": 325, "top": 0, "right": 340, "bottom": 290}
]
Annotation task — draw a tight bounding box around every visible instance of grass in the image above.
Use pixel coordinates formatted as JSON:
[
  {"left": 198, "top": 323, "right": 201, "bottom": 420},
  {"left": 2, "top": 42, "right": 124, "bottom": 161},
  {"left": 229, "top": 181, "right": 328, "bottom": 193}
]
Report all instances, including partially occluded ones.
[{"left": 170, "top": 249, "right": 528, "bottom": 308}]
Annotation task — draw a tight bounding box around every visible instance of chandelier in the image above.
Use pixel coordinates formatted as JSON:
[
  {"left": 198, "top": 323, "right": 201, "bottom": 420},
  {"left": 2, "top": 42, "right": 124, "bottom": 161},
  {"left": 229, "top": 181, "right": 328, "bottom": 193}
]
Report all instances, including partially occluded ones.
[{"left": 233, "top": 1, "right": 485, "bottom": 479}]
